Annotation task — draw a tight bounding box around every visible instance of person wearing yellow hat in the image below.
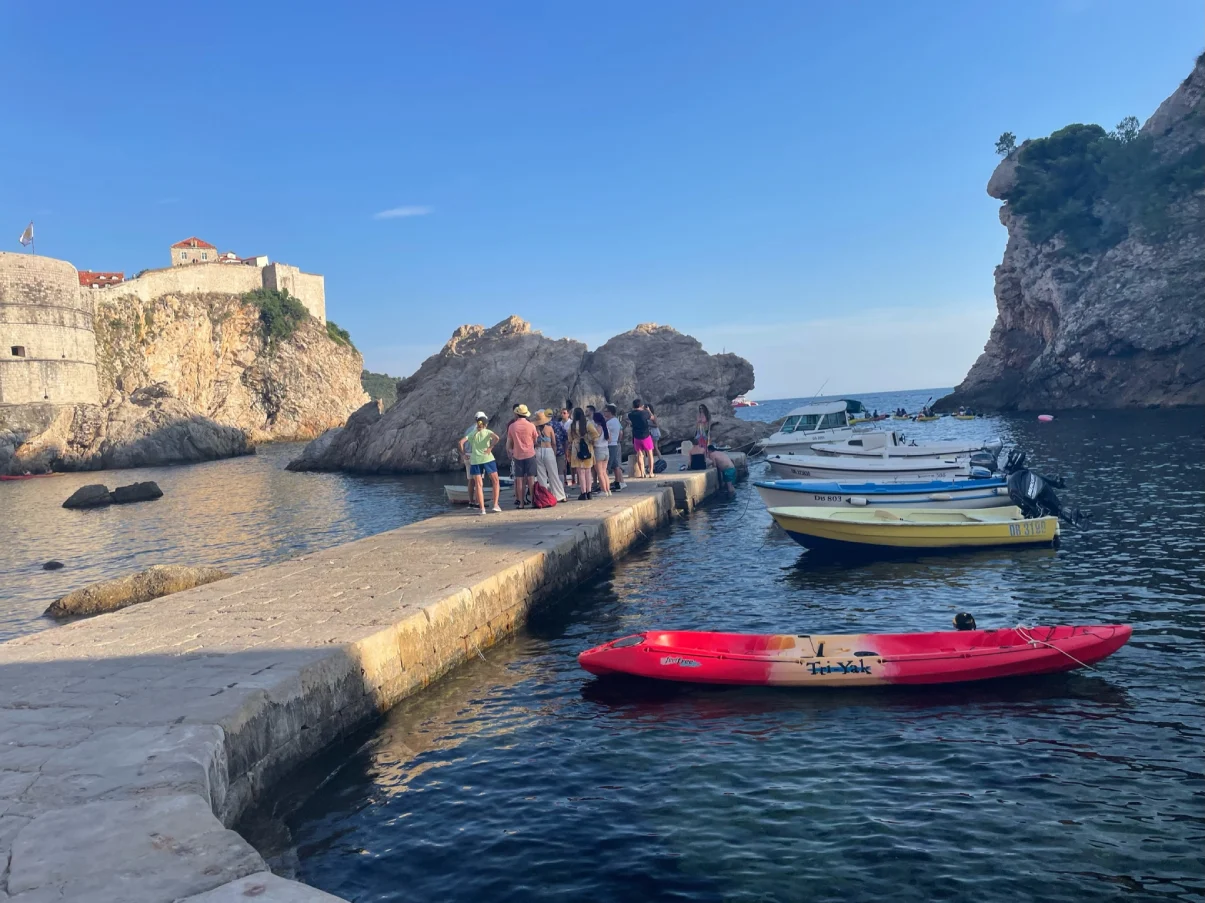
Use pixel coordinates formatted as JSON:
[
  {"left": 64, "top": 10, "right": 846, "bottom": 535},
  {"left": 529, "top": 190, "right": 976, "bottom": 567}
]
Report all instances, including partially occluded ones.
[
  {"left": 506, "top": 403, "right": 539, "bottom": 509},
  {"left": 532, "top": 410, "right": 567, "bottom": 502}
]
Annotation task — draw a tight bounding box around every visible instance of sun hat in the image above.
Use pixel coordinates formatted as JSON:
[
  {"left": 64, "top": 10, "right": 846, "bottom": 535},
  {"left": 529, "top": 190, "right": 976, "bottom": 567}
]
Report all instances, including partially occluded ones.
[
  {"left": 474, "top": 411, "right": 488, "bottom": 421},
  {"left": 514, "top": 403, "right": 531, "bottom": 417},
  {"left": 532, "top": 410, "right": 551, "bottom": 426}
]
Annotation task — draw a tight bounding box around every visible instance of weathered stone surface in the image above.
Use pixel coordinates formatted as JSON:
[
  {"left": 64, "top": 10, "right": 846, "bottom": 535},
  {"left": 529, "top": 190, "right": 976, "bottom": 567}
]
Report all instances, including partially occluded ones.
[
  {"left": 940, "top": 58, "right": 1205, "bottom": 411},
  {"left": 44, "top": 565, "right": 231, "bottom": 618},
  {"left": 111, "top": 480, "right": 164, "bottom": 504},
  {"left": 6, "top": 795, "right": 264, "bottom": 902},
  {"left": 178, "top": 872, "right": 345, "bottom": 902},
  {"left": 289, "top": 317, "right": 772, "bottom": 474},
  {"left": 62, "top": 484, "right": 112, "bottom": 509},
  {"left": 0, "top": 468, "right": 723, "bottom": 902}
]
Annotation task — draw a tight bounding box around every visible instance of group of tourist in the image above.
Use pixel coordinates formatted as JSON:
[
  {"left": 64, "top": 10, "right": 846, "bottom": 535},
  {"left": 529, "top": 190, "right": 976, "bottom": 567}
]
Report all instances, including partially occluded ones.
[{"left": 459, "top": 398, "right": 728, "bottom": 514}]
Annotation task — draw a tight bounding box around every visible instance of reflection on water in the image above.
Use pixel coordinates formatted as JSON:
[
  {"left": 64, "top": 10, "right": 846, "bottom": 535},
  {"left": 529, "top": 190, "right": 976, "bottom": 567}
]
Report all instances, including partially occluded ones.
[
  {"left": 269, "top": 407, "right": 1204, "bottom": 903},
  {"left": 0, "top": 443, "right": 451, "bottom": 641}
]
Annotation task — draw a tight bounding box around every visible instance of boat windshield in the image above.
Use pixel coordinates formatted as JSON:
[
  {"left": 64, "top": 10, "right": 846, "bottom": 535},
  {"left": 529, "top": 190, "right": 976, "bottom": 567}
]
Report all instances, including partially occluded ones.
[{"left": 779, "top": 412, "right": 848, "bottom": 433}]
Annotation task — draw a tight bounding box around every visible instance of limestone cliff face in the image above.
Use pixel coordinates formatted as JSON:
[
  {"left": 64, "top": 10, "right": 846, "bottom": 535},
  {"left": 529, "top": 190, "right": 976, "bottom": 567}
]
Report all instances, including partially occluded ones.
[
  {"left": 289, "top": 316, "right": 770, "bottom": 474},
  {"left": 941, "top": 58, "right": 1205, "bottom": 411},
  {"left": 95, "top": 292, "right": 366, "bottom": 442},
  {"left": 1, "top": 291, "right": 366, "bottom": 474}
]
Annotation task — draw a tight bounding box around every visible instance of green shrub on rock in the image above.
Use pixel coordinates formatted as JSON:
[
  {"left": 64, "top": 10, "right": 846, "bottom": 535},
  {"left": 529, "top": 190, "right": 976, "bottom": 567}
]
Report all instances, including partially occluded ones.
[{"left": 244, "top": 287, "right": 310, "bottom": 346}]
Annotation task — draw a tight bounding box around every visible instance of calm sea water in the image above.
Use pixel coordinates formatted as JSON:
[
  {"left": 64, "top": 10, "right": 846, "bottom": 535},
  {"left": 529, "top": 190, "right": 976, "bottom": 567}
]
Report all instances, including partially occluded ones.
[
  {"left": 0, "top": 443, "right": 451, "bottom": 641},
  {"left": 5, "top": 395, "right": 1202, "bottom": 901},
  {"left": 243, "top": 397, "right": 1204, "bottom": 903}
]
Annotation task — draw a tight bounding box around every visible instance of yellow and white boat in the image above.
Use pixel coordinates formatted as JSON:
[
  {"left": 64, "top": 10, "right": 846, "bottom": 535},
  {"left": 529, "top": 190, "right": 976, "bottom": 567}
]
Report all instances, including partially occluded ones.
[{"left": 769, "top": 505, "right": 1059, "bottom": 553}]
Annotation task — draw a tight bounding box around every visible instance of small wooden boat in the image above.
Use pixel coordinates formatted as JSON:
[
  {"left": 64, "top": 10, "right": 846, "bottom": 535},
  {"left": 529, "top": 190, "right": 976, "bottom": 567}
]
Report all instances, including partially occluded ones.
[
  {"left": 754, "top": 477, "right": 1011, "bottom": 510},
  {"left": 768, "top": 505, "right": 1058, "bottom": 552},
  {"left": 444, "top": 477, "right": 514, "bottom": 505},
  {"left": 766, "top": 453, "right": 981, "bottom": 484},
  {"left": 578, "top": 625, "right": 1131, "bottom": 687}
]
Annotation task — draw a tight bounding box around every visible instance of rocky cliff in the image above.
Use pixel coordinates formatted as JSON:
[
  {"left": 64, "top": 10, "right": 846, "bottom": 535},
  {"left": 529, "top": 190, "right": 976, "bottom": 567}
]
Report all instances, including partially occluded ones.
[
  {"left": 940, "top": 56, "right": 1204, "bottom": 411},
  {"left": 95, "top": 292, "right": 366, "bottom": 442},
  {"left": 289, "top": 317, "right": 770, "bottom": 474},
  {"left": 1, "top": 291, "right": 366, "bottom": 474}
]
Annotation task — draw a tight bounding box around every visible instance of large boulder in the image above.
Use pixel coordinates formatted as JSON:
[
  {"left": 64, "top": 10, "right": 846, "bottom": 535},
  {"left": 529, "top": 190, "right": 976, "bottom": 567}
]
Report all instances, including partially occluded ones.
[
  {"left": 63, "top": 484, "right": 113, "bottom": 509},
  {"left": 44, "top": 565, "right": 231, "bottom": 619},
  {"left": 289, "top": 317, "right": 772, "bottom": 473},
  {"left": 111, "top": 480, "right": 164, "bottom": 504}
]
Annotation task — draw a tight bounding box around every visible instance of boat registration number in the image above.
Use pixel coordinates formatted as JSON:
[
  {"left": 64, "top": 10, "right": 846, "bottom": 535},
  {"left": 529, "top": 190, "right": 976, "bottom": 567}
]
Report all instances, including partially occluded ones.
[
  {"left": 1009, "top": 520, "right": 1047, "bottom": 536},
  {"left": 812, "top": 494, "right": 842, "bottom": 502}
]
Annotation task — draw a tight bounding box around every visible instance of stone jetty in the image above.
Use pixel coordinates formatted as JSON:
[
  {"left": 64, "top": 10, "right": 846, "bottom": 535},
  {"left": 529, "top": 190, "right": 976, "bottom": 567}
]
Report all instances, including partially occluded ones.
[{"left": 0, "top": 460, "right": 738, "bottom": 901}]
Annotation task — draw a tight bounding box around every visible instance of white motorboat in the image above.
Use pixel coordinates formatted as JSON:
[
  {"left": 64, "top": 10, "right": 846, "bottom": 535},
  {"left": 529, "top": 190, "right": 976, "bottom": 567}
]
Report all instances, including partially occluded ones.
[
  {"left": 811, "top": 431, "right": 1002, "bottom": 460},
  {"left": 765, "top": 452, "right": 984, "bottom": 483},
  {"left": 444, "top": 477, "right": 514, "bottom": 505},
  {"left": 753, "top": 477, "right": 1012, "bottom": 510},
  {"left": 757, "top": 399, "right": 869, "bottom": 455}
]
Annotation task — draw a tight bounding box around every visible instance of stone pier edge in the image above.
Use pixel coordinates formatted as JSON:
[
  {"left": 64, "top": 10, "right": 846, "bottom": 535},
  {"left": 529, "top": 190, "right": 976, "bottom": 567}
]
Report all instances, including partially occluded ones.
[{"left": 0, "top": 464, "right": 724, "bottom": 902}]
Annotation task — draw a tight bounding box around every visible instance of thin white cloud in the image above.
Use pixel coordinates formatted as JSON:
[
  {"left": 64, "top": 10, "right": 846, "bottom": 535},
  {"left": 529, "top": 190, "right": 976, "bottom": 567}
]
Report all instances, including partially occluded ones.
[{"left": 373, "top": 205, "right": 433, "bottom": 220}]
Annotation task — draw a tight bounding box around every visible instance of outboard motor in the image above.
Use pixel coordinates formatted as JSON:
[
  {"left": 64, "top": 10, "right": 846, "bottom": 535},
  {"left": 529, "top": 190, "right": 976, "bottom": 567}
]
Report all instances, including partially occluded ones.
[
  {"left": 1006, "top": 468, "right": 1065, "bottom": 519},
  {"left": 969, "top": 450, "right": 999, "bottom": 472},
  {"left": 1003, "top": 449, "right": 1085, "bottom": 522}
]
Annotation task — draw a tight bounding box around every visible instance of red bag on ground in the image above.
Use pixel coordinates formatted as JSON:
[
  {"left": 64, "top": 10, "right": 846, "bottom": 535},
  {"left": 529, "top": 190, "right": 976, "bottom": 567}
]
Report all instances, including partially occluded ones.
[{"left": 531, "top": 481, "right": 557, "bottom": 508}]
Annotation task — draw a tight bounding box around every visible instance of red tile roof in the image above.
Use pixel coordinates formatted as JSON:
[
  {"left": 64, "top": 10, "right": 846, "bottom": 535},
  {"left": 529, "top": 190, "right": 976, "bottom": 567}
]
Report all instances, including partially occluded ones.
[
  {"left": 170, "top": 236, "right": 217, "bottom": 250},
  {"left": 78, "top": 271, "right": 124, "bottom": 286}
]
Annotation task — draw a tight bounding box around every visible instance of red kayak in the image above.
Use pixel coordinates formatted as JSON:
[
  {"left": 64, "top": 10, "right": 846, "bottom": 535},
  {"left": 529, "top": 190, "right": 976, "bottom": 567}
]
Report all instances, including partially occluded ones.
[
  {"left": 578, "top": 625, "right": 1132, "bottom": 687},
  {"left": 0, "top": 472, "right": 62, "bottom": 481}
]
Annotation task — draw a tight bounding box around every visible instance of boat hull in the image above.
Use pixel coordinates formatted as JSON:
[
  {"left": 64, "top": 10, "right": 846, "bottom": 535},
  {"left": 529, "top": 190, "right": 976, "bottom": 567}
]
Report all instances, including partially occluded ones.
[
  {"left": 444, "top": 482, "right": 514, "bottom": 505},
  {"left": 578, "top": 626, "right": 1131, "bottom": 687},
  {"left": 754, "top": 479, "right": 1011, "bottom": 510},
  {"left": 769, "top": 505, "right": 1059, "bottom": 552},
  {"left": 766, "top": 454, "right": 972, "bottom": 483}
]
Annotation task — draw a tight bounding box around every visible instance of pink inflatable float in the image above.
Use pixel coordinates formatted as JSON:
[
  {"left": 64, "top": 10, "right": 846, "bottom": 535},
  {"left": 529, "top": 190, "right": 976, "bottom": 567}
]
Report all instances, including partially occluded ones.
[{"left": 1038, "top": 414, "right": 1054, "bottom": 422}]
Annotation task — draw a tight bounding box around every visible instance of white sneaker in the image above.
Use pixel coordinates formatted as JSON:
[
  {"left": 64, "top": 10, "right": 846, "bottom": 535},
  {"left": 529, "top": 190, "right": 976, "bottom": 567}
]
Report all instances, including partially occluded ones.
[{"left": 491, "top": 505, "right": 502, "bottom": 513}]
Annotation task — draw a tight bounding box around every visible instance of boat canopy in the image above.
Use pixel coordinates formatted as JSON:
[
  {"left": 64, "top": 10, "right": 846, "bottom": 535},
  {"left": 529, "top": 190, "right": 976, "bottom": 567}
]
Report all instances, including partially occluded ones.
[{"left": 776, "top": 399, "right": 864, "bottom": 434}]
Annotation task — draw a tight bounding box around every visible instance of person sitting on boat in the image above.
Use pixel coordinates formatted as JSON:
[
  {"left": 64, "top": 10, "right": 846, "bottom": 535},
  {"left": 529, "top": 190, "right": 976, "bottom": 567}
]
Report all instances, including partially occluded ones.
[
  {"left": 706, "top": 445, "right": 737, "bottom": 496},
  {"left": 458, "top": 414, "right": 502, "bottom": 515}
]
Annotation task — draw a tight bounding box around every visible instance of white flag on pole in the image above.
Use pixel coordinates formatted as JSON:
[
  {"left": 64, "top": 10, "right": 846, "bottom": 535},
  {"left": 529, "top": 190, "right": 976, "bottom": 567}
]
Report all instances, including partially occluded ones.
[{"left": 19, "top": 222, "right": 33, "bottom": 246}]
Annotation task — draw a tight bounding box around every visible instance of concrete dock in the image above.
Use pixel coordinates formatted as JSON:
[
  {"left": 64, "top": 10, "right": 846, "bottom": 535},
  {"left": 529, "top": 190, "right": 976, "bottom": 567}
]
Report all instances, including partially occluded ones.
[{"left": 0, "top": 462, "right": 732, "bottom": 902}]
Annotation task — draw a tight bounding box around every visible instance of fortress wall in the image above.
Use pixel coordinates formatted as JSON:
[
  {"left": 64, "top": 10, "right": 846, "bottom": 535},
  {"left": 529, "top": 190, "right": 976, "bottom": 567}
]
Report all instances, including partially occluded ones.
[
  {"left": 94, "top": 264, "right": 264, "bottom": 307},
  {"left": 93, "top": 263, "right": 326, "bottom": 324},
  {"left": 0, "top": 251, "right": 99, "bottom": 406},
  {"left": 263, "top": 263, "right": 325, "bottom": 323}
]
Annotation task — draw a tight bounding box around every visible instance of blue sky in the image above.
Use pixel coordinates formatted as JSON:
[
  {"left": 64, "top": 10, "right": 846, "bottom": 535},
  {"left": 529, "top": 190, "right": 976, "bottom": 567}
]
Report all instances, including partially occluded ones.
[{"left": 2, "top": 1, "right": 1200, "bottom": 398}]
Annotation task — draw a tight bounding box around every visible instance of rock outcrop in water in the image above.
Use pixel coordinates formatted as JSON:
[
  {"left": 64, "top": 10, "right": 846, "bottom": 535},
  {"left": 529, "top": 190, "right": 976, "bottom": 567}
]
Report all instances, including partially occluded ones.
[
  {"left": 939, "top": 56, "right": 1205, "bottom": 411},
  {"left": 1, "top": 290, "right": 366, "bottom": 474},
  {"left": 44, "top": 564, "right": 231, "bottom": 618},
  {"left": 289, "top": 317, "right": 771, "bottom": 474}
]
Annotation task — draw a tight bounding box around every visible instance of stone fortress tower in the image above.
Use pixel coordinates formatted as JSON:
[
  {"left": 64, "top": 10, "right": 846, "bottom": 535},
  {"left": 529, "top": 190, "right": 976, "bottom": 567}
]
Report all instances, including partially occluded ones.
[{"left": 0, "top": 251, "right": 99, "bottom": 406}]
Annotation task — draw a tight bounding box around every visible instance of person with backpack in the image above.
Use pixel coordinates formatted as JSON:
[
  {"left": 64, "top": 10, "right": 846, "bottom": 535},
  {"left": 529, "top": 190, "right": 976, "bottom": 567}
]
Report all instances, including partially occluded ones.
[
  {"left": 591, "top": 411, "right": 612, "bottom": 497},
  {"left": 627, "top": 399, "right": 654, "bottom": 479},
  {"left": 569, "top": 408, "right": 600, "bottom": 501},
  {"left": 532, "top": 410, "right": 567, "bottom": 503}
]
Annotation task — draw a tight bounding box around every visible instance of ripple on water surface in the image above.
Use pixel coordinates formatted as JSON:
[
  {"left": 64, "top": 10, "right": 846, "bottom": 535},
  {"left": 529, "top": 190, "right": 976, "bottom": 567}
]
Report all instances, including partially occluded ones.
[{"left": 254, "top": 407, "right": 1204, "bottom": 903}]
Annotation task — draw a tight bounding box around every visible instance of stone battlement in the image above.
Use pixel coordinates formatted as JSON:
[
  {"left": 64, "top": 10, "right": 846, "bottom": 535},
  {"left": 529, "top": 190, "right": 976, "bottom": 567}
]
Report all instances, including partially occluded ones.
[{"left": 87, "top": 261, "right": 326, "bottom": 324}]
